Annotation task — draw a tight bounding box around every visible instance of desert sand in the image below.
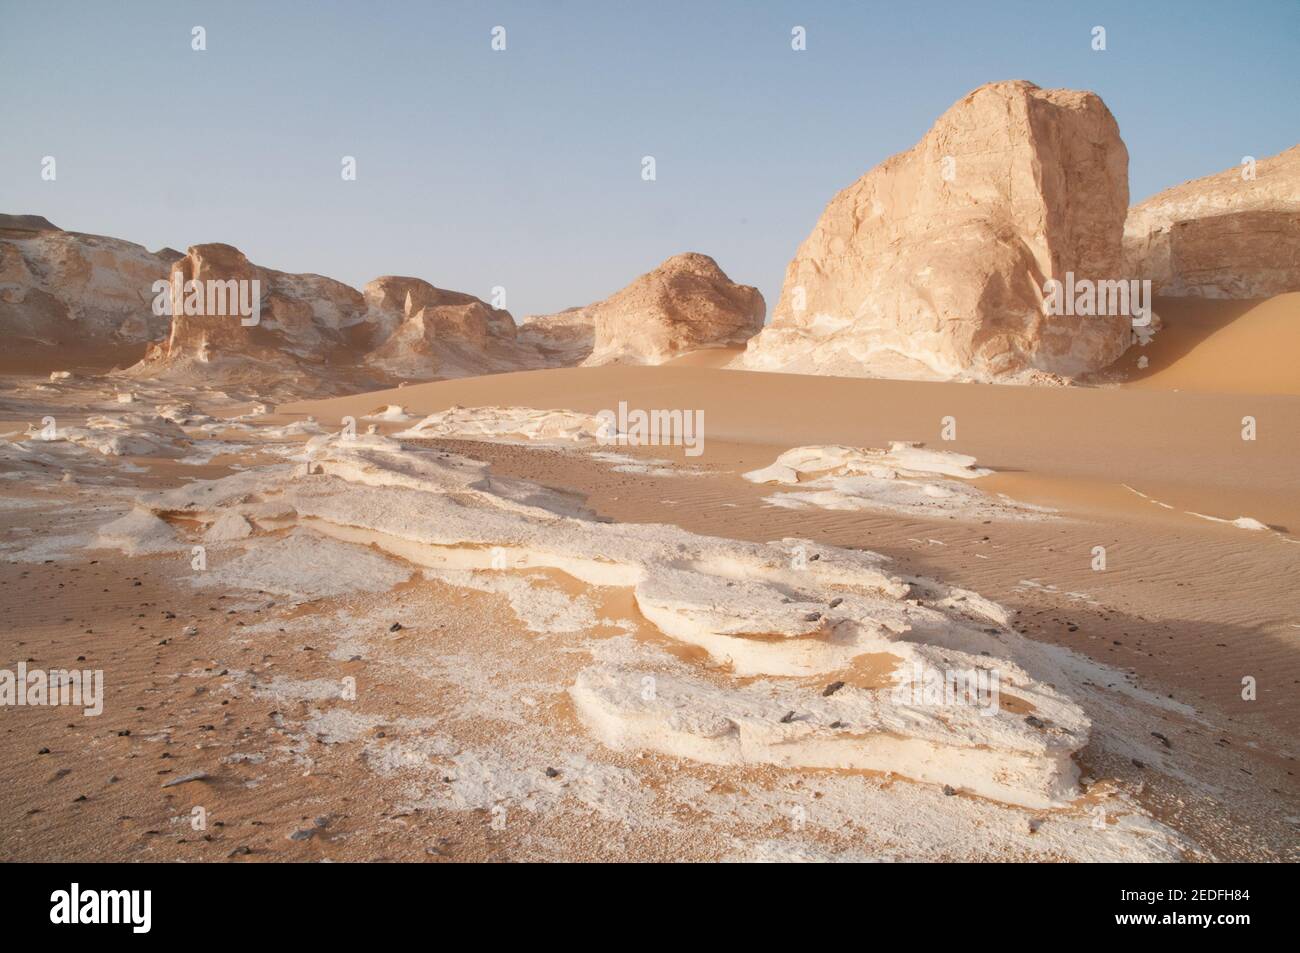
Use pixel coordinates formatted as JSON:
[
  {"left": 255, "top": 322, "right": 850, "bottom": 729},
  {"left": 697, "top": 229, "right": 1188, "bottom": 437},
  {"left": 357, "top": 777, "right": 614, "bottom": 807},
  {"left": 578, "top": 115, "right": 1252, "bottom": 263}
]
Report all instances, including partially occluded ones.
[
  {"left": 1, "top": 287, "right": 1296, "bottom": 862},
  {"left": 1118, "top": 295, "right": 1300, "bottom": 396}
]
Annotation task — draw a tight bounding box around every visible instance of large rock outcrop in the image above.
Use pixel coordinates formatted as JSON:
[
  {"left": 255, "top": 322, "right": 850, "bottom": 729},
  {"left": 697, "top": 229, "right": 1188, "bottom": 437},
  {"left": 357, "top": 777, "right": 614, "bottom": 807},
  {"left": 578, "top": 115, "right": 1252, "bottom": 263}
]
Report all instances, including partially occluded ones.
[
  {"left": 2, "top": 213, "right": 765, "bottom": 391},
  {"left": 134, "top": 243, "right": 370, "bottom": 382},
  {"left": 1124, "top": 145, "right": 1300, "bottom": 298},
  {"left": 363, "top": 276, "right": 541, "bottom": 378},
  {"left": 522, "top": 253, "right": 765, "bottom": 366},
  {"left": 0, "top": 214, "right": 180, "bottom": 369},
  {"left": 735, "top": 81, "right": 1132, "bottom": 382},
  {"left": 137, "top": 256, "right": 555, "bottom": 388}
]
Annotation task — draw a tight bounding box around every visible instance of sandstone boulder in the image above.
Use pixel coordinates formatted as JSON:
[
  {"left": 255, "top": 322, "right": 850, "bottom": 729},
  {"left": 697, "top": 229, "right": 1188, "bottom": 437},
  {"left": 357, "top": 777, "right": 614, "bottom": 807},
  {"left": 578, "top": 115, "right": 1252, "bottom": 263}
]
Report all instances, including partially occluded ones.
[
  {"left": 1124, "top": 145, "right": 1300, "bottom": 298},
  {"left": 735, "top": 81, "right": 1132, "bottom": 382},
  {"left": 523, "top": 253, "right": 764, "bottom": 366}
]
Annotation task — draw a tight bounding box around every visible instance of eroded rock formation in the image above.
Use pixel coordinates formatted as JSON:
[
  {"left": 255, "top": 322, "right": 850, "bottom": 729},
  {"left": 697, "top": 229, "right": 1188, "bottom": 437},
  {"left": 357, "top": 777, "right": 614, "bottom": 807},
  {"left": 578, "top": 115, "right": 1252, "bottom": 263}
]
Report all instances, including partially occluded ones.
[
  {"left": 3, "top": 211, "right": 762, "bottom": 389},
  {"left": 137, "top": 243, "right": 368, "bottom": 376},
  {"left": 1124, "top": 145, "right": 1300, "bottom": 298},
  {"left": 523, "top": 253, "right": 765, "bottom": 366},
  {"left": 0, "top": 214, "right": 180, "bottom": 369},
  {"left": 362, "top": 276, "right": 538, "bottom": 378},
  {"left": 735, "top": 81, "right": 1133, "bottom": 382}
]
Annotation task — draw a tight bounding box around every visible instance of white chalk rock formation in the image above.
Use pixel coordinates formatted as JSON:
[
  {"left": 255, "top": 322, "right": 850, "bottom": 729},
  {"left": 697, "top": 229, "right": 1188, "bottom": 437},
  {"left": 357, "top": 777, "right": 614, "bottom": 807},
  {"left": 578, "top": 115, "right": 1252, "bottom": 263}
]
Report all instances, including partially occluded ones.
[
  {"left": 118, "top": 428, "right": 1108, "bottom": 808},
  {"left": 745, "top": 442, "right": 990, "bottom": 484},
  {"left": 2, "top": 214, "right": 770, "bottom": 394},
  {"left": 1124, "top": 145, "right": 1300, "bottom": 297},
  {"left": 120, "top": 245, "right": 560, "bottom": 396},
  {"left": 203, "top": 510, "right": 254, "bottom": 542},
  {"left": 93, "top": 507, "right": 183, "bottom": 555},
  {"left": 24, "top": 413, "right": 191, "bottom": 457},
  {"left": 522, "top": 253, "right": 764, "bottom": 365},
  {"left": 397, "top": 405, "right": 608, "bottom": 444},
  {"left": 515, "top": 308, "right": 596, "bottom": 366},
  {"left": 735, "top": 81, "right": 1132, "bottom": 382},
  {"left": 743, "top": 442, "right": 1054, "bottom": 520},
  {"left": 572, "top": 661, "right": 1084, "bottom": 808},
  {"left": 0, "top": 214, "right": 179, "bottom": 369},
  {"left": 133, "top": 243, "right": 369, "bottom": 380},
  {"left": 362, "top": 404, "right": 414, "bottom": 422}
]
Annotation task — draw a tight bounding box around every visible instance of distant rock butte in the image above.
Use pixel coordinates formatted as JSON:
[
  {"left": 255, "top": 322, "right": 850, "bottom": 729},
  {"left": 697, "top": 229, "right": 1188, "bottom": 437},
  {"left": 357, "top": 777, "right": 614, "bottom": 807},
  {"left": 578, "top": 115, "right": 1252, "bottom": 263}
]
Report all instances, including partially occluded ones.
[
  {"left": 363, "top": 275, "right": 539, "bottom": 378},
  {"left": 735, "top": 80, "right": 1132, "bottom": 382},
  {"left": 523, "top": 253, "right": 765, "bottom": 366},
  {"left": 0, "top": 214, "right": 60, "bottom": 235},
  {"left": 1124, "top": 145, "right": 1300, "bottom": 298}
]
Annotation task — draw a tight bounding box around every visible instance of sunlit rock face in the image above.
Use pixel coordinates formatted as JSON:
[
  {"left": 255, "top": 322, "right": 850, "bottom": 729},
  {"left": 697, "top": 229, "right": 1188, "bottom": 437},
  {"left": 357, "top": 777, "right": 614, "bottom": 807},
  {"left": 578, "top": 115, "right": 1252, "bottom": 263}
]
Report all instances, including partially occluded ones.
[
  {"left": 523, "top": 253, "right": 765, "bottom": 366},
  {"left": 736, "top": 81, "right": 1133, "bottom": 382}
]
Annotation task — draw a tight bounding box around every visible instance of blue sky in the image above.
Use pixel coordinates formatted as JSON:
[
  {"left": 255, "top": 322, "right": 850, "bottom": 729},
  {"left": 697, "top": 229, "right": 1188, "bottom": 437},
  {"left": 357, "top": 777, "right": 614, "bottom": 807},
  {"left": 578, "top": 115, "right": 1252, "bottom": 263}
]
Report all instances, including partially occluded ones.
[{"left": 1, "top": 0, "right": 1296, "bottom": 318}]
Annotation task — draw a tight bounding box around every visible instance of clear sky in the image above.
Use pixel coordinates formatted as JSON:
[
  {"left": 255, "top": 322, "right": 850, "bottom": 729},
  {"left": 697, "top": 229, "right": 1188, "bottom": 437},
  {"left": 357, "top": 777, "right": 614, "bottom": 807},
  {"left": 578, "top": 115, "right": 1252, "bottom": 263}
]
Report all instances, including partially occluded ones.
[{"left": 1, "top": 0, "right": 1296, "bottom": 319}]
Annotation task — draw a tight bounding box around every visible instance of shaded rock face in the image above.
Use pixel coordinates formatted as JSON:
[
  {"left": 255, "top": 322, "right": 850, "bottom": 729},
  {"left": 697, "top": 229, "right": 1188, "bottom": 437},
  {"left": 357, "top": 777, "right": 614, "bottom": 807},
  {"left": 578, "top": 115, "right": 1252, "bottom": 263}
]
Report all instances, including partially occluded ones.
[
  {"left": 362, "top": 276, "right": 538, "bottom": 378},
  {"left": 737, "top": 81, "right": 1132, "bottom": 382},
  {"left": 523, "top": 253, "right": 765, "bottom": 366},
  {"left": 516, "top": 308, "right": 596, "bottom": 366},
  {"left": 0, "top": 214, "right": 179, "bottom": 368},
  {"left": 1124, "top": 145, "right": 1300, "bottom": 298},
  {"left": 139, "top": 243, "right": 368, "bottom": 375}
]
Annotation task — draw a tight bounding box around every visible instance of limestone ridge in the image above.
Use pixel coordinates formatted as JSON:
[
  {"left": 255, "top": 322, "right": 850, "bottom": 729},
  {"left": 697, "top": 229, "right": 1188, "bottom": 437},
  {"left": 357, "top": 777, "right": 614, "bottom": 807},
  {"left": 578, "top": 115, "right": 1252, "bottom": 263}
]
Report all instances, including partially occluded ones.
[{"left": 1124, "top": 145, "right": 1300, "bottom": 298}]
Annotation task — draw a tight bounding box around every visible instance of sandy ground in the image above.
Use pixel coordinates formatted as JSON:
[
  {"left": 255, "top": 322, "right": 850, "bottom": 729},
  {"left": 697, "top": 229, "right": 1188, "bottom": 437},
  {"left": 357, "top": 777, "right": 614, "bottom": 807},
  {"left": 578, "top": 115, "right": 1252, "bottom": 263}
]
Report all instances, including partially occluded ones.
[
  {"left": 1, "top": 295, "right": 1297, "bottom": 862},
  {"left": 287, "top": 360, "right": 1300, "bottom": 531},
  {"left": 1116, "top": 294, "right": 1300, "bottom": 396}
]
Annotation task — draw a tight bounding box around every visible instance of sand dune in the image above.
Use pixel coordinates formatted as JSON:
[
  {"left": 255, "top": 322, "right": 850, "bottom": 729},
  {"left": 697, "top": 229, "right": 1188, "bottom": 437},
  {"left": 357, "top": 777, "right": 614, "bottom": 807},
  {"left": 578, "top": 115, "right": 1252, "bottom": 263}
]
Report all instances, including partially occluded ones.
[
  {"left": 1116, "top": 294, "right": 1300, "bottom": 396},
  {"left": 664, "top": 346, "right": 746, "bottom": 368}
]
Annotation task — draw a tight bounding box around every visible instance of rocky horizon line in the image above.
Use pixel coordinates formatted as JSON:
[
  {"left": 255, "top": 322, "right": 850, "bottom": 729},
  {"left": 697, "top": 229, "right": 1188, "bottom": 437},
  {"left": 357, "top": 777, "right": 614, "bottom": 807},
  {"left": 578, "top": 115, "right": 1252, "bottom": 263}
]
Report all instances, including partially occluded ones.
[{"left": 3, "top": 80, "right": 1296, "bottom": 394}]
